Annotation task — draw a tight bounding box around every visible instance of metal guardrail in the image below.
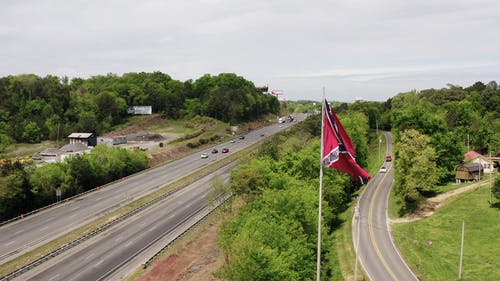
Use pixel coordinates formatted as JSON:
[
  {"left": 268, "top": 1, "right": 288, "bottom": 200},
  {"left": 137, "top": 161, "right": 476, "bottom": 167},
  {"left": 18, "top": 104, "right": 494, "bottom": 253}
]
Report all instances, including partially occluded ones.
[
  {"left": 0, "top": 163, "right": 235, "bottom": 281},
  {"left": 142, "top": 193, "right": 232, "bottom": 269}
]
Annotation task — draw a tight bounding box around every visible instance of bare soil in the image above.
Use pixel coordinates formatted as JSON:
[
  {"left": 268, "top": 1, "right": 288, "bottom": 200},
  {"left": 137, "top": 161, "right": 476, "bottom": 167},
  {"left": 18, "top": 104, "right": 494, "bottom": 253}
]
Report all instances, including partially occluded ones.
[
  {"left": 390, "top": 181, "right": 487, "bottom": 224},
  {"left": 137, "top": 219, "right": 224, "bottom": 281}
]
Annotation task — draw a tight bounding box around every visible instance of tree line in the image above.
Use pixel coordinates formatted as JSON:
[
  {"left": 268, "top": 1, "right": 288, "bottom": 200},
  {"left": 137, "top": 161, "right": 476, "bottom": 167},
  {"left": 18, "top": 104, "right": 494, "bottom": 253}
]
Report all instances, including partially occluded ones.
[
  {"left": 284, "top": 81, "right": 499, "bottom": 214},
  {"left": 0, "top": 72, "right": 279, "bottom": 149},
  {"left": 0, "top": 145, "right": 148, "bottom": 221}
]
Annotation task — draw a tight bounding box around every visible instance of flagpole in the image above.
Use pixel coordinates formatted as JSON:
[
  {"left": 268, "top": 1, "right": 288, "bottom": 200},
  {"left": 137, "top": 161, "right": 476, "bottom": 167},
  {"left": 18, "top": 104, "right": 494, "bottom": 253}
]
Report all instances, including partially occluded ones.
[{"left": 317, "top": 88, "right": 326, "bottom": 281}]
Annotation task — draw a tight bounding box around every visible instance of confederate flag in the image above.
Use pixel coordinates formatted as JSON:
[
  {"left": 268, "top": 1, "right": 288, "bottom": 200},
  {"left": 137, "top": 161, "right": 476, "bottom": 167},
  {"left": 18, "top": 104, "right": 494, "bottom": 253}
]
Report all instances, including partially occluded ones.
[{"left": 322, "top": 99, "right": 371, "bottom": 183}]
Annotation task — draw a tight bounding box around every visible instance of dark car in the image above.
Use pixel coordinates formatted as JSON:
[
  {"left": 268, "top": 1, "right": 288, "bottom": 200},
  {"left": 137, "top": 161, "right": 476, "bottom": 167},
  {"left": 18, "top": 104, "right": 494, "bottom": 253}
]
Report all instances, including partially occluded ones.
[
  {"left": 211, "top": 148, "right": 218, "bottom": 154},
  {"left": 385, "top": 155, "right": 392, "bottom": 162},
  {"left": 222, "top": 148, "right": 229, "bottom": 153}
]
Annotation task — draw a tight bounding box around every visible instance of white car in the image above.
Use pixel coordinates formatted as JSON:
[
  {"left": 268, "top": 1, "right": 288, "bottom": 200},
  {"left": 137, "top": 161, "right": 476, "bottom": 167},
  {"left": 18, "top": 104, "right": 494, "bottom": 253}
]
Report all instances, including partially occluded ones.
[
  {"left": 380, "top": 166, "right": 387, "bottom": 173},
  {"left": 201, "top": 153, "right": 209, "bottom": 159}
]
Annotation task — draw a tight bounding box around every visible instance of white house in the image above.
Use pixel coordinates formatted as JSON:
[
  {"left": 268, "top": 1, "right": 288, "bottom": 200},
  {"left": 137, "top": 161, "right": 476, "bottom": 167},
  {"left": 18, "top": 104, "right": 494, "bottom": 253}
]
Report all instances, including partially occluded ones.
[{"left": 464, "top": 151, "right": 495, "bottom": 174}]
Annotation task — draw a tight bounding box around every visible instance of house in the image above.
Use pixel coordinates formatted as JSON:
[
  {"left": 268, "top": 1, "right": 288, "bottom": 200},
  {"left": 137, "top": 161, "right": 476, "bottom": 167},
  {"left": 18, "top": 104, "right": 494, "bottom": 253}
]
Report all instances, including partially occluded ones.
[
  {"left": 68, "top": 133, "right": 97, "bottom": 147},
  {"left": 127, "top": 106, "right": 152, "bottom": 115},
  {"left": 455, "top": 163, "right": 484, "bottom": 183},
  {"left": 97, "top": 135, "right": 127, "bottom": 146},
  {"left": 464, "top": 151, "right": 495, "bottom": 173}
]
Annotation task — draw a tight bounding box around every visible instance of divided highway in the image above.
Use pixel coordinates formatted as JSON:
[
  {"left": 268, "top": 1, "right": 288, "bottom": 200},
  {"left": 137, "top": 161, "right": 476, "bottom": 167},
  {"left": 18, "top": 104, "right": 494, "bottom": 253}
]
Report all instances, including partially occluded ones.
[
  {"left": 19, "top": 166, "right": 232, "bottom": 281},
  {"left": 0, "top": 118, "right": 300, "bottom": 266},
  {"left": 354, "top": 132, "right": 419, "bottom": 281}
]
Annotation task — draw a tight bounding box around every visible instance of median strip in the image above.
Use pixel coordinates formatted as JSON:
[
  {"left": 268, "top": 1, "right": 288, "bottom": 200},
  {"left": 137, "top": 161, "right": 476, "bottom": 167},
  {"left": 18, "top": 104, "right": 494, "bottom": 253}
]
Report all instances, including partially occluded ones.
[{"left": 0, "top": 140, "right": 264, "bottom": 279}]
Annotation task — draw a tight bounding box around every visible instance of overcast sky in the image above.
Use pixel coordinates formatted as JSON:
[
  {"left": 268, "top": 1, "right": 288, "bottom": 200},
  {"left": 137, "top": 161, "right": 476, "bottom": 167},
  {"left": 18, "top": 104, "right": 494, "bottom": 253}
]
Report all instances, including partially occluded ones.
[{"left": 1, "top": 0, "right": 499, "bottom": 102}]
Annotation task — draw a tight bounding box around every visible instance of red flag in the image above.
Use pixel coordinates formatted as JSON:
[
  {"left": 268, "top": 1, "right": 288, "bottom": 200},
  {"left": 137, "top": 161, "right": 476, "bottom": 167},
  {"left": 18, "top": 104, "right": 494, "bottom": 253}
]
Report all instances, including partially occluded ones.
[{"left": 322, "top": 99, "right": 371, "bottom": 183}]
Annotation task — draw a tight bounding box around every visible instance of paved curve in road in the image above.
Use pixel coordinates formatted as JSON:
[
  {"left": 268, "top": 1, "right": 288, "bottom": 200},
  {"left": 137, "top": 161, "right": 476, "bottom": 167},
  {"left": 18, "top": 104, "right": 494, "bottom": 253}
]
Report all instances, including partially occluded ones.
[
  {"left": 0, "top": 117, "right": 301, "bottom": 265},
  {"left": 355, "top": 132, "right": 419, "bottom": 281},
  {"left": 19, "top": 166, "right": 232, "bottom": 281}
]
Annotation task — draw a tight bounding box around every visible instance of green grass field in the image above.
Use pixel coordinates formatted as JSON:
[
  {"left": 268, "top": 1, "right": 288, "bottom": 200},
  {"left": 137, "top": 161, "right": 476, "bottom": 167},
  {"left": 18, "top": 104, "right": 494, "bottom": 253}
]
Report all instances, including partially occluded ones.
[{"left": 392, "top": 186, "right": 500, "bottom": 281}]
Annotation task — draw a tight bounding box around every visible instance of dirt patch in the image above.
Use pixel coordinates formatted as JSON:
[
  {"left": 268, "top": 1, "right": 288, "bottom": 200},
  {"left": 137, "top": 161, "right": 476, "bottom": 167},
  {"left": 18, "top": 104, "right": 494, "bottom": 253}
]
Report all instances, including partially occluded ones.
[
  {"left": 138, "top": 220, "right": 224, "bottom": 281},
  {"left": 391, "top": 181, "right": 487, "bottom": 224}
]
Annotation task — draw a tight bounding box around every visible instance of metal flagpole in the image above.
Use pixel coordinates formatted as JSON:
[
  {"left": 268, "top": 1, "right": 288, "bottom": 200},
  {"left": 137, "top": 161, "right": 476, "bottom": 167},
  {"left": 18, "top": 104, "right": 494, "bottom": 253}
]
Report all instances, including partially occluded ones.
[{"left": 317, "top": 88, "right": 326, "bottom": 281}]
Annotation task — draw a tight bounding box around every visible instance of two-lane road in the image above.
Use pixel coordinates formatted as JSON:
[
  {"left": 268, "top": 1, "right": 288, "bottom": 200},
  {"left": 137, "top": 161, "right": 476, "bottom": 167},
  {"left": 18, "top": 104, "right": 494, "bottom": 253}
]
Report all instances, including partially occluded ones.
[{"left": 355, "top": 132, "right": 419, "bottom": 281}]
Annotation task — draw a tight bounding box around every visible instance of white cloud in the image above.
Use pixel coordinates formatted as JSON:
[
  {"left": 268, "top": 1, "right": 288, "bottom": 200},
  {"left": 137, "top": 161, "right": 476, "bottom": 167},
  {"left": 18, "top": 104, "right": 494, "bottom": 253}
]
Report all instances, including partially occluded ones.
[{"left": 0, "top": 0, "right": 499, "bottom": 101}]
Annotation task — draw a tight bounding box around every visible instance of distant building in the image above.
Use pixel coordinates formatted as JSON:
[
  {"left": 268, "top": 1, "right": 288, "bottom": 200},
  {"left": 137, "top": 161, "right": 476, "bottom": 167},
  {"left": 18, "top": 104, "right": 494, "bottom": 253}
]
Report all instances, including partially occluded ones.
[
  {"left": 97, "top": 135, "right": 127, "bottom": 146},
  {"left": 60, "top": 143, "right": 91, "bottom": 162},
  {"left": 455, "top": 163, "right": 484, "bottom": 183},
  {"left": 464, "top": 151, "right": 495, "bottom": 173},
  {"left": 68, "top": 133, "right": 97, "bottom": 147},
  {"left": 127, "top": 106, "right": 152, "bottom": 115}
]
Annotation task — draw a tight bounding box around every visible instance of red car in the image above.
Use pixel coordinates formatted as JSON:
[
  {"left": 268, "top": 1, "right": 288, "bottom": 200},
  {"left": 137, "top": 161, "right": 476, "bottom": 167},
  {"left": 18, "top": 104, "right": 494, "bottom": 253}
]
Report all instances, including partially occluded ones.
[
  {"left": 385, "top": 155, "right": 392, "bottom": 162},
  {"left": 222, "top": 148, "right": 229, "bottom": 153}
]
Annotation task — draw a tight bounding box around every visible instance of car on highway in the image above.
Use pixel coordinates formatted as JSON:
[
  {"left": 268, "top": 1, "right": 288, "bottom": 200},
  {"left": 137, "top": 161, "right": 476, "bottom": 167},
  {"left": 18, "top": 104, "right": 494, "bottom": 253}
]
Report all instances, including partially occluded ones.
[
  {"left": 201, "top": 153, "right": 208, "bottom": 158},
  {"left": 239, "top": 135, "right": 245, "bottom": 139},
  {"left": 229, "top": 139, "right": 236, "bottom": 143},
  {"left": 385, "top": 155, "right": 392, "bottom": 161},
  {"left": 211, "top": 148, "right": 218, "bottom": 154},
  {"left": 221, "top": 148, "right": 229, "bottom": 153},
  {"left": 380, "top": 166, "right": 387, "bottom": 173}
]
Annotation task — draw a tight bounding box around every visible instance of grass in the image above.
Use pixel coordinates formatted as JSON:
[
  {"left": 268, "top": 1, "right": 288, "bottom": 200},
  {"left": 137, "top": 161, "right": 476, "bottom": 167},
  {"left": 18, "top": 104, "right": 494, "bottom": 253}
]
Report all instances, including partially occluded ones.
[
  {"left": 392, "top": 186, "right": 500, "bottom": 281},
  {"left": 0, "top": 141, "right": 61, "bottom": 159}
]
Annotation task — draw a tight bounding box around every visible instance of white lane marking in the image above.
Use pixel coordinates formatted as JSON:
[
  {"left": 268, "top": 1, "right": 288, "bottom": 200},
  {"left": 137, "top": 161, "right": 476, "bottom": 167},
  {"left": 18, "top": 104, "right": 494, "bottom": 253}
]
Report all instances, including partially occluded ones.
[
  {"left": 69, "top": 213, "right": 78, "bottom": 219},
  {"left": 48, "top": 274, "right": 60, "bottom": 281},
  {"left": 84, "top": 252, "right": 95, "bottom": 261},
  {"left": 39, "top": 226, "right": 49, "bottom": 231},
  {"left": 115, "top": 235, "right": 123, "bottom": 242},
  {"left": 94, "top": 259, "right": 104, "bottom": 267},
  {"left": 5, "top": 240, "right": 15, "bottom": 246}
]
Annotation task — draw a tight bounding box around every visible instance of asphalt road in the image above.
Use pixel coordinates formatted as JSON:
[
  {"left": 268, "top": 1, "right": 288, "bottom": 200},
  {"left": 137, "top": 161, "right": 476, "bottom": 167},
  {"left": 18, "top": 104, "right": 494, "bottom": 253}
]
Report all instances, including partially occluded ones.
[
  {"left": 21, "top": 166, "right": 232, "bottom": 281},
  {"left": 0, "top": 117, "right": 300, "bottom": 265},
  {"left": 355, "top": 132, "right": 419, "bottom": 281}
]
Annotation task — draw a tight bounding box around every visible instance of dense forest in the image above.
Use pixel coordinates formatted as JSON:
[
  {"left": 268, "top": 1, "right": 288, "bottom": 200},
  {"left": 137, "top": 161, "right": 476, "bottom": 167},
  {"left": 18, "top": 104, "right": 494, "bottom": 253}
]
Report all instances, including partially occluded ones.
[
  {"left": 0, "top": 71, "right": 279, "bottom": 220},
  {"left": 217, "top": 113, "right": 368, "bottom": 281},
  {"left": 0, "top": 72, "right": 279, "bottom": 149}
]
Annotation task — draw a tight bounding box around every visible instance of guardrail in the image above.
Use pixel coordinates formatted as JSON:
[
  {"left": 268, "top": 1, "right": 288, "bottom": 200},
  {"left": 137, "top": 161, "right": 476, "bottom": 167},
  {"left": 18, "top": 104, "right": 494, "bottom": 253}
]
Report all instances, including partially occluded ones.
[
  {"left": 0, "top": 163, "right": 235, "bottom": 281},
  {"left": 142, "top": 193, "right": 232, "bottom": 269}
]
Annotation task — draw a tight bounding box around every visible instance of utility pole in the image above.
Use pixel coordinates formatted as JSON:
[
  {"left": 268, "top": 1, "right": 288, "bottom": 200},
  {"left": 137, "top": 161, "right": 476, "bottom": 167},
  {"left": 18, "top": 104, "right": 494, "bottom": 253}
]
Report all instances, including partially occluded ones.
[
  {"left": 489, "top": 151, "right": 493, "bottom": 204},
  {"left": 354, "top": 205, "right": 361, "bottom": 281},
  {"left": 376, "top": 120, "right": 380, "bottom": 161},
  {"left": 459, "top": 220, "right": 465, "bottom": 280},
  {"left": 467, "top": 134, "right": 470, "bottom": 152}
]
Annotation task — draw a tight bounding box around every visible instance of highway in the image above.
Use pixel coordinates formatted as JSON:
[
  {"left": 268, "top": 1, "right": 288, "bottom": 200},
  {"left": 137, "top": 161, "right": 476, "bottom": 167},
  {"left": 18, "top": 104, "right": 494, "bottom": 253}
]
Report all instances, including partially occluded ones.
[
  {"left": 0, "top": 118, "right": 299, "bottom": 265},
  {"left": 354, "top": 132, "right": 419, "bottom": 281},
  {"left": 19, "top": 165, "right": 232, "bottom": 281}
]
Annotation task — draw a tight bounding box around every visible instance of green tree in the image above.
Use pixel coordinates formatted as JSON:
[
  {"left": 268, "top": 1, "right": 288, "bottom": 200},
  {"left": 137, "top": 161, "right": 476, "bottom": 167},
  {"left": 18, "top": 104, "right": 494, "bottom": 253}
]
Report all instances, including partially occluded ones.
[
  {"left": 394, "top": 129, "right": 438, "bottom": 213},
  {"left": 493, "top": 177, "right": 500, "bottom": 201},
  {"left": 22, "top": 121, "right": 41, "bottom": 143}
]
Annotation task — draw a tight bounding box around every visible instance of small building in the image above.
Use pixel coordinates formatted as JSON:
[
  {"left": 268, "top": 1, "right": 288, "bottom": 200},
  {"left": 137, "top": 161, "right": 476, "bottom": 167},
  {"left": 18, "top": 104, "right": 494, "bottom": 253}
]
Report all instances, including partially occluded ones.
[
  {"left": 127, "top": 106, "right": 152, "bottom": 115},
  {"left": 455, "top": 163, "right": 484, "bottom": 183},
  {"left": 68, "top": 133, "right": 97, "bottom": 147},
  {"left": 60, "top": 143, "right": 91, "bottom": 162},
  {"left": 97, "top": 135, "right": 127, "bottom": 146},
  {"left": 464, "top": 151, "right": 495, "bottom": 174}
]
